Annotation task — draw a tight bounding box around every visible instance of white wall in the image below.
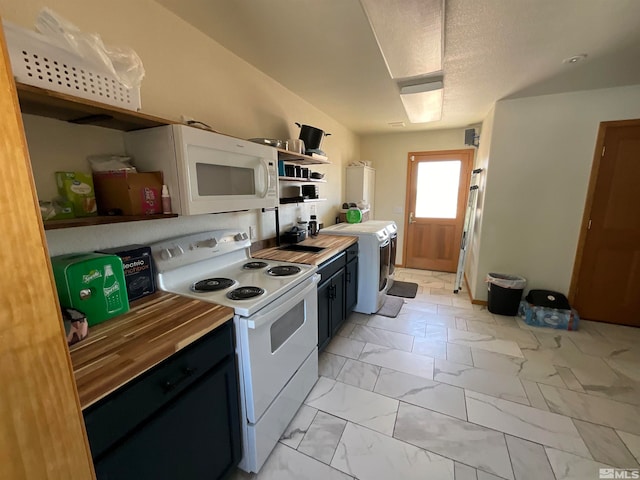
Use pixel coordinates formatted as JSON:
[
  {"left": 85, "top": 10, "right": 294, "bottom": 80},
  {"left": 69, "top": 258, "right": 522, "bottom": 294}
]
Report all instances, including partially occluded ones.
[
  {"left": 359, "top": 128, "right": 470, "bottom": 263},
  {"left": 465, "top": 106, "right": 495, "bottom": 298},
  {"left": 1, "top": 0, "right": 359, "bottom": 255},
  {"left": 469, "top": 85, "right": 640, "bottom": 301}
]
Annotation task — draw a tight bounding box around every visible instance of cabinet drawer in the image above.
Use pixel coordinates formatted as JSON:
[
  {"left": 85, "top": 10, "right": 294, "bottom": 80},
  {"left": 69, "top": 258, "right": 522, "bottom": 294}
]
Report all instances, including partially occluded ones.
[
  {"left": 84, "top": 320, "right": 234, "bottom": 460},
  {"left": 317, "top": 251, "right": 346, "bottom": 283},
  {"left": 346, "top": 243, "right": 359, "bottom": 263}
]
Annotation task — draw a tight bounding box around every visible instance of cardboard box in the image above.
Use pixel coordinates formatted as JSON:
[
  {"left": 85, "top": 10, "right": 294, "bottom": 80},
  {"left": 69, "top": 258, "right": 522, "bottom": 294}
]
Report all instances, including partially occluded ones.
[
  {"left": 93, "top": 171, "right": 163, "bottom": 216},
  {"left": 55, "top": 172, "right": 97, "bottom": 217},
  {"left": 96, "top": 244, "right": 156, "bottom": 301}
]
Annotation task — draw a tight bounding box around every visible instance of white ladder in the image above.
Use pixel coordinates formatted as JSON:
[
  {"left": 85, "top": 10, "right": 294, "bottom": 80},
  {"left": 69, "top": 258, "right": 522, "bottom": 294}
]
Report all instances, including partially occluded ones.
[{"left": 454, "top": 168, "right": 483, "bottom": 293}]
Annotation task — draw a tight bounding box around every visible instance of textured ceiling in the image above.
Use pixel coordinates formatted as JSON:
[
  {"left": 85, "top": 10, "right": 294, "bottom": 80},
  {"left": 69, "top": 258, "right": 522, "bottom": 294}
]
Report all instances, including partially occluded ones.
[{"left": 155, "top": 0, "right": 640, "bottom": 134}]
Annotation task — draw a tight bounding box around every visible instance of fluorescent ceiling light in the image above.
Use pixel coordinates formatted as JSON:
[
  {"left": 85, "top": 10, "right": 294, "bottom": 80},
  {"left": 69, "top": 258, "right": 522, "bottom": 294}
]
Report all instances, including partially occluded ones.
[
  {"left": 400, "top": 88, "right": 443, "bottom": 123},
  {"left": 360, "top": 0, "right": 444, "bottom": 79},
  {"left": 399, "top": 79, "right": 444, "bottom": 95}
]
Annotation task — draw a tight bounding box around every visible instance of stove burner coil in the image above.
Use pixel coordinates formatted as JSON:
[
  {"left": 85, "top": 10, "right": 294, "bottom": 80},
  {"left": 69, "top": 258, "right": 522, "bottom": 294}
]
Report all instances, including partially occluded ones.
[
  {"left": 191, "top": 278, "right": 235, "bottom": 292},
  {"left": 267, "top": 265, "right": 302, "bottom": 277},
  {"left": 226, "top": 286, "right": 265, "bottom": 300},
  {"left": 243, "top": 261, "right": 269, "bottom": 270}
]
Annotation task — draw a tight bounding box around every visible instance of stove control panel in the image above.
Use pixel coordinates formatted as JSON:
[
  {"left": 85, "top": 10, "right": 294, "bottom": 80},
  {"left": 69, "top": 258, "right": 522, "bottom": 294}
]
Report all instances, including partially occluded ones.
[
  {"left": 159, "top": 245, "right": 184, "bottom": 260},
  {"left": 151, "top": 230, "right": 253, "bottom": 273},
  {"left": 195, "top": 238, "right": 218, "bottom": 249}
]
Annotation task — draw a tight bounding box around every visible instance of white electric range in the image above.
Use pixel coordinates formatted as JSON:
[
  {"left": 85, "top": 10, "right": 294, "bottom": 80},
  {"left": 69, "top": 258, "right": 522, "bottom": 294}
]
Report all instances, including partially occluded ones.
[{"left": 150, "top": 230, "right": 319, "bottom": 473}]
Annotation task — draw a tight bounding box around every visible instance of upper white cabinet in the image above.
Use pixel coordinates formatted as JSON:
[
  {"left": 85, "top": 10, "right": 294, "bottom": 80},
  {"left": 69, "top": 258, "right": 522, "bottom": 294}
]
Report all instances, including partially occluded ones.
[{"left": 345, "top": 165, "right": 375, "bottom": 217}]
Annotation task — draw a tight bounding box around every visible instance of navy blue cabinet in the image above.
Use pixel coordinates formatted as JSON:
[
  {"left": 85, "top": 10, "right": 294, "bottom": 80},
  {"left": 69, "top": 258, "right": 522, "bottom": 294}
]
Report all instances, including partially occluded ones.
[
  {"left": 317, "top": 242, "right": 358, "bottom": 351},
  {"left": 84, "top": 320, "right": 241, "bottom": 480}
]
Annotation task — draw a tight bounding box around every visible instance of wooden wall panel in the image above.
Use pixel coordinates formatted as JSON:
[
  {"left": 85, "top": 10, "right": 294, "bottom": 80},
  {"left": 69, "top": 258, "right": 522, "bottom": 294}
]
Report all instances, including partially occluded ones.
[{"left": 0, "top": 20, "right": 95, "bottom": 480}]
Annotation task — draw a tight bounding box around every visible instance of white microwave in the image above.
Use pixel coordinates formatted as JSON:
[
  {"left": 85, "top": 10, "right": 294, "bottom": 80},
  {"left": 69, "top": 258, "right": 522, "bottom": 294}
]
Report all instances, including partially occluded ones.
[{"left": 125, "top": 125, "right": 278, "bottom": 215}]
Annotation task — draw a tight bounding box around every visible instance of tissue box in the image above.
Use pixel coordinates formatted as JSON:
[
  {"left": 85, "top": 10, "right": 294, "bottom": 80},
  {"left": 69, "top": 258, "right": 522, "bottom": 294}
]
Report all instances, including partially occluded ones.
[
  {"left": 93, "top": 171, "right": 163, "bottom": 215},
  {"left": 55, "top": 172, "right": 97, "bottom": 217}
]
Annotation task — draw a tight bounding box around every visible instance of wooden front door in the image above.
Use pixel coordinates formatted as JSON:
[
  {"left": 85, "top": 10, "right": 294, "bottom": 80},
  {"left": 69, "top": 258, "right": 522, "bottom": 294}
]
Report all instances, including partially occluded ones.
[
  {"left": 404, "top": 149, "right": 473, "bottom": 272},
  {"left": 571, "top": 120, "right": 640, "bottom": 326}
]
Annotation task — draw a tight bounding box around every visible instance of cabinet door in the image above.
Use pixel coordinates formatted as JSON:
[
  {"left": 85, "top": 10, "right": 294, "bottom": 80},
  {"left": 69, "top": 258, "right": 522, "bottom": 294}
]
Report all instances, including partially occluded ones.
[
  {"left": 317, "top": 280, "right": 332, "bottom": 351},
  {"left": 345, "top": 258, "right": 358, "bottom": 317},
  {"left": 330, "top": 269, "right": 346, "bottom": 337},
  {"left": 94, "top": 357, "right": 241, "bottom": 480}
]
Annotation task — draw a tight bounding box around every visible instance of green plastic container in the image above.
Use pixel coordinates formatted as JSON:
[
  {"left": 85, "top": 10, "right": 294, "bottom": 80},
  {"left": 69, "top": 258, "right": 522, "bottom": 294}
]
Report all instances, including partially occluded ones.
[
  {"left": 346, "top": 208, "right": 363, "bottom": 223},
  {"left": 51, "top": 253, "right": 129, "bottom": 326}
]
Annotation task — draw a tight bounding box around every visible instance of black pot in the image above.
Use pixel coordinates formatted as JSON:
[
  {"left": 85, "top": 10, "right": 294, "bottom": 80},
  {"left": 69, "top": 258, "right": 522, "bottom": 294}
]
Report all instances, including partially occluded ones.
[{"left": 295, "top": 123, "right": 331, "bottom": 151}]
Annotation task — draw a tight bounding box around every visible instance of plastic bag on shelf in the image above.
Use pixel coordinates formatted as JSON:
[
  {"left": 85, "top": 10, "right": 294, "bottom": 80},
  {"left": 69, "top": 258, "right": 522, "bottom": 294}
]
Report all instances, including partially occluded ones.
[
  {"left": 35, "top": 7, "right": 145, "bottom": 88},
  {"left": 88, "top": 155, "right": 137, "bottom": 172}
]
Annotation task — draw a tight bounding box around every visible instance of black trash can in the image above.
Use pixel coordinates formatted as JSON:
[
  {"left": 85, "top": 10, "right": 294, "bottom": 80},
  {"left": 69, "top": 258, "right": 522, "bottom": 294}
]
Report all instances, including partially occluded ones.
[{"left": 487, "top": 273, "right": 527, "bottom": 316}]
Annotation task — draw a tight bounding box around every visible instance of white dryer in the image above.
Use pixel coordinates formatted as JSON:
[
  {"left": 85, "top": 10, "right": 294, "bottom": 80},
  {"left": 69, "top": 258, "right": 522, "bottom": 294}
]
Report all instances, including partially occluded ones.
[{"left": 319, "top": 222, "right": 391, "bottom": 314}]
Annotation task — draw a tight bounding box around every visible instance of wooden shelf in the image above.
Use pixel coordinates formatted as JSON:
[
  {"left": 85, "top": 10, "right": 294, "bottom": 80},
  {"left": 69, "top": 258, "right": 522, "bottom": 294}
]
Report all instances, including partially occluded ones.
[
  {"left": 278, "top": 176, "right": 326, "bottom": 183},
  {"left": 44, "top": 214, "right": 178, "bottom": 230},
  {"left": 279, "top": 198, "right": 327, "bottom": 205},
  {"left": 16, "top": 83, "right": 173, "bottom": 131},
  {"left": 277, "top": 149, "right": 331, "bottom": 165}
]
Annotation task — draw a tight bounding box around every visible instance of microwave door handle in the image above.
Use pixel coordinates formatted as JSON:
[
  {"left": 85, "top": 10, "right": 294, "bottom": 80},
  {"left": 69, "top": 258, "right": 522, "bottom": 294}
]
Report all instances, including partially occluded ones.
[
  {"left": 246, "top": 274, "right": 319, "bottom": 329},
  {"left": 258, "top": 159, "right": 271, "bottom": 198}
]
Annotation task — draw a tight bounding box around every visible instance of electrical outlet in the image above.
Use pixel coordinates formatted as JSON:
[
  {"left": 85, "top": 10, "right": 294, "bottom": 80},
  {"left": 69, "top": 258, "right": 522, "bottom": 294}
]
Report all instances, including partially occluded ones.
[{"left": 249, "top": 225, "right": 257, "bottom": 240}]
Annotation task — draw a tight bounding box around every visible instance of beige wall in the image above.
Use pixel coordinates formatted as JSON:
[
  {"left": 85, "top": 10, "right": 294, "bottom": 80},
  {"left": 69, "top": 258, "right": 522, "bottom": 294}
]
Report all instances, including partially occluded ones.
[
  {"left": 360, "top": 128, "right": 470, "bottom": 264},
  {"left": 469, "top": 85, "right": 640, "bottom": 301},
  {"left": 1, "top": 0, "right": 359, "bottom": 255}
]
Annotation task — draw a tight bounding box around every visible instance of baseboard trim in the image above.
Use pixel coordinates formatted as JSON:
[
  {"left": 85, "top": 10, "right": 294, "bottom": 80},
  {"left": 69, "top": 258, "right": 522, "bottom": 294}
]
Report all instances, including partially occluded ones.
[{"left": 464, "top": 272, "right": 488, "bottom": 306}]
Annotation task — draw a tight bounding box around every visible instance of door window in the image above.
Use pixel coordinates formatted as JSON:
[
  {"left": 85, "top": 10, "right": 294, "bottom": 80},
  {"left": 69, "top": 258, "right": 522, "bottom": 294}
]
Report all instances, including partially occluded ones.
[{"left": 415, "top": 160, "right": 461, "bottom": 218}]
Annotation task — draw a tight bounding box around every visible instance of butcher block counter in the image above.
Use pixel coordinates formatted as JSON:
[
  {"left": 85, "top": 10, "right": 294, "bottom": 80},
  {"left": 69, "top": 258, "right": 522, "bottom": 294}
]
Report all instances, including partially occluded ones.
[
  {"left": 69, "top": 292, "right": 234, "bottom": 409},
  {"left": 252, "top": 234, "right": 358, "bottom": 265}
]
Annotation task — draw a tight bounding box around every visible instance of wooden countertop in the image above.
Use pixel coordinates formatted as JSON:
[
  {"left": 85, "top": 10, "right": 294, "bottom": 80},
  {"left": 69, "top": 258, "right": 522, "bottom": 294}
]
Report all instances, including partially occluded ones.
[
  {"left": 69, "top": 292, "right": 234, "bottom": 410},
  {"left": 252, "top": 234, "right": 358, "bottom": 265}
]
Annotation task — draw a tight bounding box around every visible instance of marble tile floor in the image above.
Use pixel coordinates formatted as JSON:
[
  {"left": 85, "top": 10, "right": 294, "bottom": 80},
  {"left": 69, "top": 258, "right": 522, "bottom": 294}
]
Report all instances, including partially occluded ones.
[{"left": 231, "top": 268, "right": 640, "bottom": 480}]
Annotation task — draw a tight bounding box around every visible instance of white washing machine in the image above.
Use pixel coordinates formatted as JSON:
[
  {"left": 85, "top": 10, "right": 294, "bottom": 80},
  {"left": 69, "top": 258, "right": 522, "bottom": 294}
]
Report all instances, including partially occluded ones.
[
  {"left": 319, "top": 221, "right": 392, "bottom": 314},
  {"left": 357, "top": 221, "right": 398, "bottom": 287}
]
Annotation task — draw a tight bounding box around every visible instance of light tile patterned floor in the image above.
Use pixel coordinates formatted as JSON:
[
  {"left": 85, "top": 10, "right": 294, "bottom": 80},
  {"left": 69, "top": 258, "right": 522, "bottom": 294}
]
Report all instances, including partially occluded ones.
[{"left": 232, "top": 268, "right": 640, "bottom": 480}]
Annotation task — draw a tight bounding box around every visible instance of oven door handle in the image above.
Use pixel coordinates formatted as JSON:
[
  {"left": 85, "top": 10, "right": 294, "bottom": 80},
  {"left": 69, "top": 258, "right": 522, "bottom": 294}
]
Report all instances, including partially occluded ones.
[{"left": 246, "top": 274, "right": 320, "bottom": 329}]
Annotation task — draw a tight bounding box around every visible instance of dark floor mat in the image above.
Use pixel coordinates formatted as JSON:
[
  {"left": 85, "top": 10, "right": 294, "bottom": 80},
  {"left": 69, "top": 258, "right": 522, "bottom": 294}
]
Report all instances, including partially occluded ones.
[
  {"left": 376, "top": 296, "right": 404, "bottom": 318},
  {"left": 387, "top": 281, "right": 418, "bottom": 298}
]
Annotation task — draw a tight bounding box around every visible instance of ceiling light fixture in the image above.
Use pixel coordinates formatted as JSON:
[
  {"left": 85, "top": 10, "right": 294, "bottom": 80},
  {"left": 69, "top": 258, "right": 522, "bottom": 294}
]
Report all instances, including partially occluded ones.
[
  {"left": 398, "top": 76, "right": 444, "bottom": 123},
  {"left": 400, "top": 89, "right": 443, "bottom": 123},
  {"left": 360, "top": 0, "right": 444, "bottom": 79}
]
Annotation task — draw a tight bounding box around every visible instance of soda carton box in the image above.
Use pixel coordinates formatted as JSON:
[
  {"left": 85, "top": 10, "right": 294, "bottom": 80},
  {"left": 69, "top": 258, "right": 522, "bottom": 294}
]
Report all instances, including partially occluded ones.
[
  {"left": 96, "top": 244, "right": 156, "bottom": 301},
  {"left": 55, "top": 172, "right": 97, "bottom": 217}
]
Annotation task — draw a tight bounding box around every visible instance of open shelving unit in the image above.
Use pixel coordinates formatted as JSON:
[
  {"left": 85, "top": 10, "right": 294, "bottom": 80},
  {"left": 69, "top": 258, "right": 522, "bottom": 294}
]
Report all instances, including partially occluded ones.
[
  {"left": 43, "top": 213, "right": 179, "bottom": 230},
  {"left": 276, "top": 148, "right": 331, "bottom": 165},
  {"left": 278, "top": 176, "right": 326, "bottom": 183},
  {"left": 15, "top": 83, "right": 179, "bottom": 230}
]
